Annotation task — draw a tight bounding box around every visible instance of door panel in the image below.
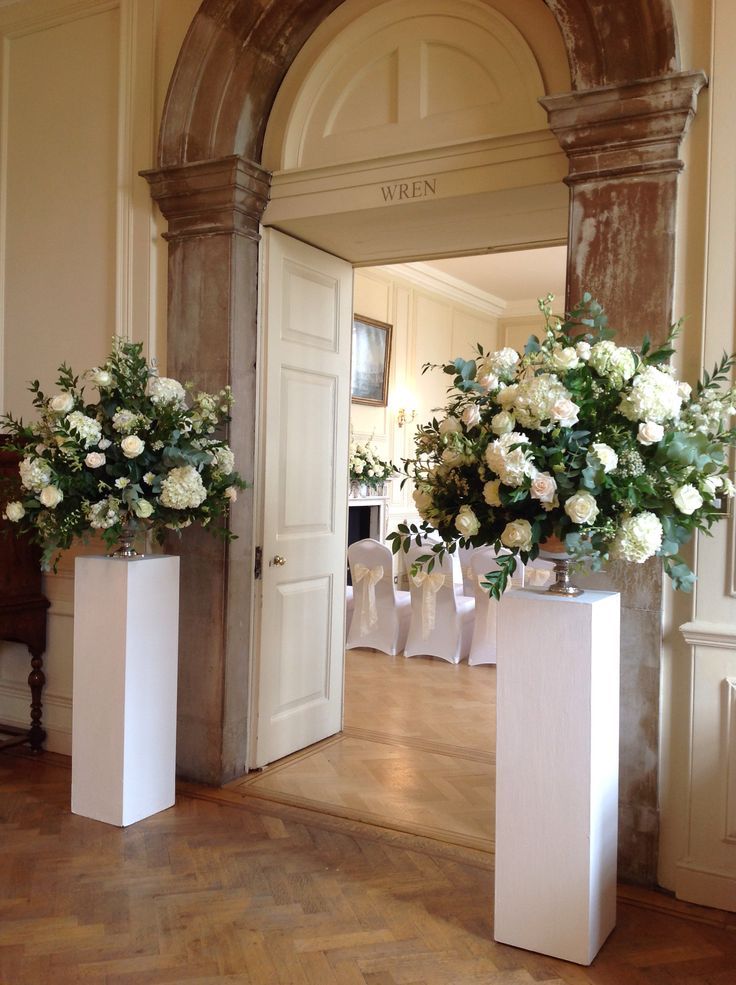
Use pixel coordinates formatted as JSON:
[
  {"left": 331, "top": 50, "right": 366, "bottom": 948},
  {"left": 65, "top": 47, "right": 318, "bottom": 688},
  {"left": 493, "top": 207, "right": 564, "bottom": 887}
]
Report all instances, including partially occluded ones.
[{"left": 254, "top": 229, "right": 353, "bottom": 767}]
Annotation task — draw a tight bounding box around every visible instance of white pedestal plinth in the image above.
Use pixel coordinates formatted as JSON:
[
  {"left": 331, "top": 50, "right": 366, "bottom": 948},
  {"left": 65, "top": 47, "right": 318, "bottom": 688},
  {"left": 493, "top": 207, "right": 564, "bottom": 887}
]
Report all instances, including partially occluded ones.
[
  {"left": 72, "top": 555, "right": 180, "bottom": 827},
  {"left": 494, "top": 588, "right": 620, "bottom": 966}
]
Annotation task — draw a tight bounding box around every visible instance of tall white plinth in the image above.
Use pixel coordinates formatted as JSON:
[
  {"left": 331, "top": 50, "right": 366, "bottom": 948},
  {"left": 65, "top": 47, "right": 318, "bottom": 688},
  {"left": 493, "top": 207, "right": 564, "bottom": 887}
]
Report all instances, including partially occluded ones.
[
  {"left": 494, "top": 588, "right": 620, "bottom": 966},
  {"left": 72, "top": 555, "right": 180, "bottom": 827}
]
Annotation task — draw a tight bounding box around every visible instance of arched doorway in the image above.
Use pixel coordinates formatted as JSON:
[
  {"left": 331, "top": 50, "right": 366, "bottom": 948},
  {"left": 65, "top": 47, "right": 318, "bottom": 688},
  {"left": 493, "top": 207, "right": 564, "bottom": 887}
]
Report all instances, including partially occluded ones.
[{"left": 144, "top": 0, "right": 705, "bottom": 886}]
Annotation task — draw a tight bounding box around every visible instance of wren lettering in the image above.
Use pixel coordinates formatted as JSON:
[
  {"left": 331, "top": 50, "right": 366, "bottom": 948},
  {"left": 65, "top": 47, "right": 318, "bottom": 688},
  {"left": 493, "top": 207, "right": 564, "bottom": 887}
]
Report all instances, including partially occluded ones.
[{"left": 381, "top": 178, "right": 437, "bottom": 202}]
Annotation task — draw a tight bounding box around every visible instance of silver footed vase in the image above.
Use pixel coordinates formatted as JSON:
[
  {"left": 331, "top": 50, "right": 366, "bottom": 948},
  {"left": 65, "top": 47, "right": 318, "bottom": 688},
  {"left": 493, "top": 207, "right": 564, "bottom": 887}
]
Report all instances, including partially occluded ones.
[{"left": 538, "top": 535, "right": 583, "bottom": 597}]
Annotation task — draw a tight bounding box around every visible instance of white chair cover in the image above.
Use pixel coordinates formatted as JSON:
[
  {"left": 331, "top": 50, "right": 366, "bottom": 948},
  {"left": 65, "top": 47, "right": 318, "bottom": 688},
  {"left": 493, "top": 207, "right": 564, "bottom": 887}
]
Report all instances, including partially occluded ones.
[
  {"left": 403, "top": 543, "right": 474, "bottom": 664},
  {"left": 467, "top": 547, "right": 503, "bottom": 665},
  {"left": 346, "top": 539, "right": 411, "bottom": 655},
  {"left": 456, "top": 544, "right": 476, "bottom": 596}
]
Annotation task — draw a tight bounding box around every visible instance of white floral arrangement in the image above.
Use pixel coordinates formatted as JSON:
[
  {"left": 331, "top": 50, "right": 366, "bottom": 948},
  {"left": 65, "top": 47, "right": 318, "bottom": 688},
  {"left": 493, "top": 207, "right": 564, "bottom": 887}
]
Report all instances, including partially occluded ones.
[
  {"left": 349, "top": 438, "right": 395, "bottom": 489},
  {"left": 388, "top": 294, "right": 736, "bottom": 597},
  {"left": 1, "top": 339, "right": 246, "bottom": 568}
]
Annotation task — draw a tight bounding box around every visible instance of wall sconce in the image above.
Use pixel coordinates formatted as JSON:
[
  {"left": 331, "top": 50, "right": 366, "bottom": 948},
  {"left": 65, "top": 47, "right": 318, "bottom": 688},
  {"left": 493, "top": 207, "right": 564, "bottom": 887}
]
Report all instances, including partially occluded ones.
[{"left": 396, "top": 407, "right": 417, "bottom": 428}]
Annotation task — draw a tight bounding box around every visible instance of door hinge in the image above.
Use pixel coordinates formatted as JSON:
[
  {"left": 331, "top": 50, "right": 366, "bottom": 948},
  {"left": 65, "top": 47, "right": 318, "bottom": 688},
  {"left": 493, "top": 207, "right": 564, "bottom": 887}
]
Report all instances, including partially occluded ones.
[{"left": 254, "top": 546, "right": 262, "bottom": 580}]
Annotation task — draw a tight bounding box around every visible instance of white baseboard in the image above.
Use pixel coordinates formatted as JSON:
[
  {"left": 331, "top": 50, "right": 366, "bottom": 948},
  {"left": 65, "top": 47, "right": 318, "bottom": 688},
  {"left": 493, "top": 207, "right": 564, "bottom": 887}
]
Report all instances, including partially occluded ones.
[{"left": 675, "top": 859, "right": 736, "bottom": 912}]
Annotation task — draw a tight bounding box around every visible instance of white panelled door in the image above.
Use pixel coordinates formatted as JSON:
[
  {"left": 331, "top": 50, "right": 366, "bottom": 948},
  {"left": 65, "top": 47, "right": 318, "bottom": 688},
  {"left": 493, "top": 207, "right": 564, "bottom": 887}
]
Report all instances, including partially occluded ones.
[{"left": 253, "top": 228, "right": 353, "bottom": 768}]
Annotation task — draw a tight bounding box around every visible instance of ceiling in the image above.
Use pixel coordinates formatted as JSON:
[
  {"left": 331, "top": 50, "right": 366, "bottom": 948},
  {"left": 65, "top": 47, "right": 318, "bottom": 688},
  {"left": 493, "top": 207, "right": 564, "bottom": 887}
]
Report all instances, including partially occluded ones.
[{"left": 418, "top": 245, "right": 567, "bottom": 306}]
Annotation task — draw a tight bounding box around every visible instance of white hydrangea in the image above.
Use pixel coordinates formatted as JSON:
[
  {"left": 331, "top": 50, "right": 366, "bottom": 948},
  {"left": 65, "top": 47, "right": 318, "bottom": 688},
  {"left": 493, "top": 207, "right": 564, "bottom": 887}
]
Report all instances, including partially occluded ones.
[
  {"left": 88, "top": 498, "right": 122, "bottom": 530},
  {"left": 66, "top": 411, "right": 102, "bottom": 448},
  {"left": 497, "top": 374, "right": 573, "bottom": 430},
  {"left": 618, "top": 365, "right": 683, "bottom": 423},
  {"left": 19, "top": 456, "right": 52, "bottom": 492},
  {"left": 112, "top": 409, "right": 140, "bottom": 433},
  {"left": 146, "top": 375, "right": 186, "bottom": 407},
  {"left": 485, "top": 431, "right": 536, "bottom": 487},
  {"left": 609, "top": 512, "right": 663, "bottom": 563},
  {"left": 412, "top": 486, "right": 433, "bottom": 519},
  {"left": 211, "top": 445, "right": 235, "bottom": 476},
  {"left": 589, "top": 341, "right": 637, "bottom": 386},
  {"left": 486, "top": 347, "right": 520, "bottom": 380},
  {"left": 159, "top": 465, "right": 207, "bottom": 510}
]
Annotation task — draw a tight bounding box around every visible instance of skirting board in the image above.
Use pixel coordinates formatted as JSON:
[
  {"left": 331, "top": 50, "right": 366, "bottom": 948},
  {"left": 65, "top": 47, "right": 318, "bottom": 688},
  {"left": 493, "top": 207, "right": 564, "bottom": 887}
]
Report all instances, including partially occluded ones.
[{"left": 675, "top": 860, "right": 736, "bottom": 912}]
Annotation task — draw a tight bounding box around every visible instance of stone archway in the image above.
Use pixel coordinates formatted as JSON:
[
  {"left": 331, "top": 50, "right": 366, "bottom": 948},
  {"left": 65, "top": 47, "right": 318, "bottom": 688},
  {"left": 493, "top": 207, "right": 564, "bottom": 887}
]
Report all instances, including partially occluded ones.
[{"left": 144, "top": 0, "right": 704, "bottom": 885}]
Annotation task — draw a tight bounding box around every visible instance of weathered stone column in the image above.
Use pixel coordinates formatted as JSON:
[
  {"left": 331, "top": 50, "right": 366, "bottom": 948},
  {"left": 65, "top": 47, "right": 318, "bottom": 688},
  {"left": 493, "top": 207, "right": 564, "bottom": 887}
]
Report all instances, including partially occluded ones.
[
  {"left": 142, "top": 156, "right": 271, "bottom": 784},
  {"left": 541, "top": 71, "right": 707, "bottom": 884}
]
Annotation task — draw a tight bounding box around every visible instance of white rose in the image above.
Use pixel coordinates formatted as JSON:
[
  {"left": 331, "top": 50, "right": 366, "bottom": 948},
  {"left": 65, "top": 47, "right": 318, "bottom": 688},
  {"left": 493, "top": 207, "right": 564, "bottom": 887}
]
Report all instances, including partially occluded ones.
[
  {"left": 455, "top": 505, "right": 480, "bottom": 539},
  {"left": 413, "top": 487, "right": 433, "bottom": 517},
  {"left": 550, "top": 398, "right": 580, "bottom": 427},
  {"left": 49, "top": 392, "right": 75, "bottom": 414},
  {"left": 702, "top": 475, "right": 722, "bottom": 497},
  {"left": 501, "top": 518, "right": 533, "bottom": 552},
  {"left": 85, "top": 452, "right": 106, "bottom": 469},
  {"left": 673, "top": 484, "right": 703, "bottom": 515},
  {"left": 722, "top": 477, "right": 735, "bottom": 497},
  {"left": 132, "top": 498, "right": 154, "bottom": 518},
  {"left": 575, "top": 341, "right": 592, "bottom": 361},
  {"left": 441, "top": 448, "right": 465, "bottom": 469},
  {"left": 39, "top": 485, "right": 63, "bottom": 509},
  {"left": 551, "top": 346, "right": 580, "bottom": 372},
  {"left": 121, "top": 435, "right": 145, "bottom": 459},
  {"left": 483, "top": 479, "right": 502, "bottom": 507},
  {"left": 88, "top": 367, "right": 113, "bottom": 388},
  {"left": 530, "top": 472, "right": 557, "bottom": 504},
  {"left": 477, "top": 371, "right": 500, "bottom": 392},
  {"left": 224, "top": 486, "right": 238, "bottom": 503},
  {"left": 564, "top": 490, "right": 599, "bottom": 525},
  {"left": 438, "top": 417, "right": 462, "bottom": 436},
  {"left": 637, "top": 421, "right": 664, "bottom": 446},
  {"left": 4, "top": 501, "right": 25, "bottom": 522},
  {"left": 462, "top": 404, "right": 481, "bottom": 429},
  {"left": 491, "top": 411, "right": 515, "bottom": 435},
  {"left": 587, "top": 442, "right": 618, "bottom": 474}
]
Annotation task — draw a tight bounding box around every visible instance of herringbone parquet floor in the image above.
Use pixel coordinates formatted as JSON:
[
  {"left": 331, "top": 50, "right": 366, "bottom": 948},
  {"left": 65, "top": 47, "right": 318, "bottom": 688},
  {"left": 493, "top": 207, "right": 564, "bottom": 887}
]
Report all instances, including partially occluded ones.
[
  {"left": 231, "top": 650, "right": 496, "bottom": 852},
  {"left": 2, "top": 752, "right": 736, "bottom": 985}
]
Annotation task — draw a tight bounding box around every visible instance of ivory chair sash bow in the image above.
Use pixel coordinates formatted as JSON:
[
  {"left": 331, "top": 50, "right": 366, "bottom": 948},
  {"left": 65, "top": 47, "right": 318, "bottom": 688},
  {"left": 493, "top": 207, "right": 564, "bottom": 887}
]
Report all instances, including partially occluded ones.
[
  {"left": 410, "top": 570, "right": 450, "bottom": 638},
  {"left": 353, "top": 562, "right": 383, "bottom": 634}
]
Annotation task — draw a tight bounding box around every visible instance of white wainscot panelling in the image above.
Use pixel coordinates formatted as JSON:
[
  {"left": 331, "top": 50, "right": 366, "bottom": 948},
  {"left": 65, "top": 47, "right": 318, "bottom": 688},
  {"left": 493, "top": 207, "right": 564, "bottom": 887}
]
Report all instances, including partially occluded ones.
[
  {"left": 280, "top": 368, "right": 337, "bottom": 533},
  {"left": 274, "top": 576, "right": 332, "bottom": 719},
  {"left": 677, "top": 622, "right": 736, "bottom": 911}
]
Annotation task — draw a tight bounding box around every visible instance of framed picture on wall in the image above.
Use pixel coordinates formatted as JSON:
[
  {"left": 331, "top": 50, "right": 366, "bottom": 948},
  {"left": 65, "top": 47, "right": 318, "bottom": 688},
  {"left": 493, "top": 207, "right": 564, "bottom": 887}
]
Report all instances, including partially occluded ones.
[{"left": 351, "top": 315, "right": 392, "bottom": 406}]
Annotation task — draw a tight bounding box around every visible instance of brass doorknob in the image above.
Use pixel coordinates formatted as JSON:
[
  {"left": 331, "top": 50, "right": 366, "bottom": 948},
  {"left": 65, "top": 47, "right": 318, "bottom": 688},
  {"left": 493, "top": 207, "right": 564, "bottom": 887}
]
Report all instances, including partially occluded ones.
[{"left": 270, "top": 555, "right": 286, "bottom": 566}]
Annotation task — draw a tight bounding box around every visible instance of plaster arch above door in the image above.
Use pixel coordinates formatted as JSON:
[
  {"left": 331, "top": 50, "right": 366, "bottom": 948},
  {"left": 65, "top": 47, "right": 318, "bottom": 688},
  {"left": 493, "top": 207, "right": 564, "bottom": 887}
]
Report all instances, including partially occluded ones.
[
  {"left": 259, "top": 0, "right": 570, "bottom": 263},
  {"left": 261, "top": 0, "right": 554, "bottom": 171}
]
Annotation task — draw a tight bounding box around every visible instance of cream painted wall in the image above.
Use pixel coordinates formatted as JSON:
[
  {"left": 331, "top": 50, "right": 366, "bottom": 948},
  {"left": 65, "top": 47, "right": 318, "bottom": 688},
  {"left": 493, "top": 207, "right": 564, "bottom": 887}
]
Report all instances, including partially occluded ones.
[
  {"left": 0, "top": 0, "right": 199, "bottom": 753},
  {"left": 660, "top": 0, "right": 736, "bottom": 910}
]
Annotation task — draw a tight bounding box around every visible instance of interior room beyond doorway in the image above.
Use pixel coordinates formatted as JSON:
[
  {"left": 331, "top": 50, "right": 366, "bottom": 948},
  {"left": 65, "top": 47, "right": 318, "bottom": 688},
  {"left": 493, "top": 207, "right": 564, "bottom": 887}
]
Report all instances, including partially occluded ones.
[{"left": 245, "top": 246, "right": 567, "bottom": 850}]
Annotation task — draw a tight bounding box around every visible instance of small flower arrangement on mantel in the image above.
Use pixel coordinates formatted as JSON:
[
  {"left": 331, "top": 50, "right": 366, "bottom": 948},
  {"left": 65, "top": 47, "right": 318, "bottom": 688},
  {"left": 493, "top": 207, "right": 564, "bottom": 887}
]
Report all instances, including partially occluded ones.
[
  {"left": 387, "top": 294, "right": 736, "bottom": 598},
  {"left": 349, "top": 438, "right": 395, "bottom": 496},
  {"left": 1, "top": 338, "right": 247, "bottom": 569}
]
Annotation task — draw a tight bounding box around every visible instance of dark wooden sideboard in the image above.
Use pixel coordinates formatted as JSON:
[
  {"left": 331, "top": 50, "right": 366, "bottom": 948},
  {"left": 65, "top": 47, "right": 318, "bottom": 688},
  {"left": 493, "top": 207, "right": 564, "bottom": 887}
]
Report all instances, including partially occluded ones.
[{"left": 0, "top": 438, "right": 49, "bottom": 752}]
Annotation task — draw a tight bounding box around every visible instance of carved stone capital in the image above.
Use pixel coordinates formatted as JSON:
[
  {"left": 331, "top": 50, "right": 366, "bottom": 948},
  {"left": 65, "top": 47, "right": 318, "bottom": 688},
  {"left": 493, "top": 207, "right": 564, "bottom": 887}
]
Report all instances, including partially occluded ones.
[
  {"left": 141, "top": 156, "right": 272, "bottom": 240},
  {"left": 540, "top": 71, "right": 708, "bottom": 182}
]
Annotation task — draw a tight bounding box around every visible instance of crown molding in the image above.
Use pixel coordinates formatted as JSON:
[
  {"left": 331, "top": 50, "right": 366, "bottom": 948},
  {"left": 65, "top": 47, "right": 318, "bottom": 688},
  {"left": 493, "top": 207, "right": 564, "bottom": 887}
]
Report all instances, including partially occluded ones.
[{"left": 382, "top": 262, "right": 507, "bottom": 318}]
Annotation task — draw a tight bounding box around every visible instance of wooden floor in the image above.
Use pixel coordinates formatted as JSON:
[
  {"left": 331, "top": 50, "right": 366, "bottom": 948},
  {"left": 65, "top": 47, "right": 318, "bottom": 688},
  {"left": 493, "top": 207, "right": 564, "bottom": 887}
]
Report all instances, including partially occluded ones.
[
  {"left": 232, "top": 650, "right": 496, "bottom": 852},
  {"left": 2, "top": 751, "right": 736, "bottom": 984}
]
